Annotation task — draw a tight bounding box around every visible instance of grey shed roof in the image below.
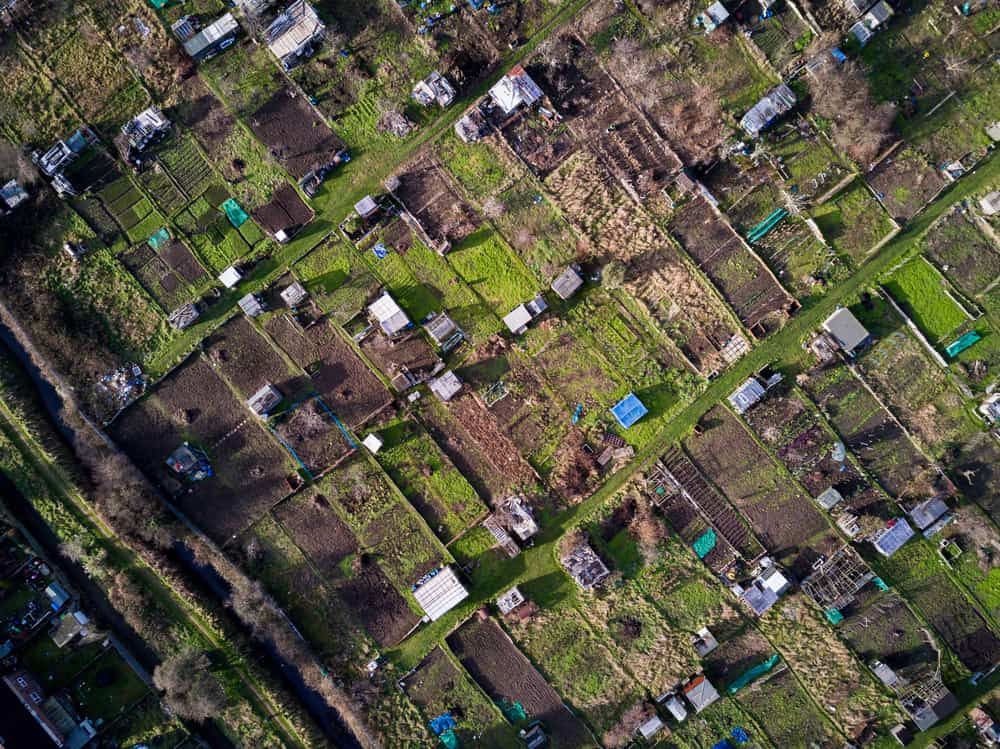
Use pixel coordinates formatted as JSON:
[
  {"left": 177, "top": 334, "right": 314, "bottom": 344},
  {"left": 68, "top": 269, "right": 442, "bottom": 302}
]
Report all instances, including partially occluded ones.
[
  {"left": 908, "top": 497, "right": 949, "bottom": 530},
  {"left": 683, "top": 675, "right": 720, "bottom": 713},
  {"left": 239, "top": 293, "right": 265, "bottom": 317},
  {"left": 873, "top": 518, "right": 915, "bottom": 557},
  {"left": 728, "top": 377, "right": 766, "bottom": 415},
  {"left": 424, "top": 312, "right": 458, "bottom": 345},
  {"left": 183, "top": 13, "right": 238, "bottom": 58},
  {"left": 280, "top": 281, "right": 309, "bottom": 307},
  {"left": 741, "top": 581, "right": 779, "bottom": 616},
  {"left": 368, "top": 291, "right": 411, "bottom": 335},
  {"left": 429, "top": 371, "right": 462, "bottom": 401},
  {"left": 551, "top": 265, "right": 583, "bottom": 300},
  {"left": 816, "top": 486, "right": 844, "bottom": 510},
  {"left": 740, "top": 84, "right": 796, "bottom": 137},
  {"left": 822, "top": 307, "right": 870, "bottom": 353}
]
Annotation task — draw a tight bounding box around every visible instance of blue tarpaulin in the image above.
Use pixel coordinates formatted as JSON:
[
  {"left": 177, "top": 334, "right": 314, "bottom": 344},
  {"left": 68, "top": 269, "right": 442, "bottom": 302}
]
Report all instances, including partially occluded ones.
[
  {"left": 731, "top": 727, "right": 749, "bottom": 744},
  {"left": 610, "top": 393, "right": 648, "bottom": 429},
  {"left": 372, "top": 242, "right": 389, "bottom": 260},
  {"left": 429, "top": 713, "right": 456, "bottom": 736},
  {"left": 148, "top": 227, "right": 170, "bottom": 250},
  {"left": 711, "top": 741, "right": 733, "bottom": 749}
]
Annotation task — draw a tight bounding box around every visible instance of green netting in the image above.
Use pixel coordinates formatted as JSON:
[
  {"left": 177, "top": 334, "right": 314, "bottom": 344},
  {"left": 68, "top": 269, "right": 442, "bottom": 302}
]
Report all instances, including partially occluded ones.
[
  {"left": 727, "top": 654, "right": 779, "bottom": 694},
  {"left": 693, "top": 529, "right": 717, "bottom": 559},
  {"left": 440, "top": 730, "right": 459, "bottom": 749},
  {"left": 148, "top": 227, "right": 170, "bottom": 249},
  {"left": 497, "top": 700, "right": 527, "bottom": 722},
  {"left": 825, "top": 608, "right": 844, "bottom": 625},
  {"left": 945, "top": 331, "right": 981, "bottom": 358},
  {"left": 221, "top": 198, "right": 250, "bottom": 228}
]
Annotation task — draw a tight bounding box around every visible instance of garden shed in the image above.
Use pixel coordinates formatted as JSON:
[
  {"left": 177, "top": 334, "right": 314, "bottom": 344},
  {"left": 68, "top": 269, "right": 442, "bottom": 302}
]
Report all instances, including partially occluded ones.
[
  {"left": 167, "top": 303, "right": 199, "bottom": 330},
  {"left": 413, "top": 567, "right": 468, "bottom": 622},
  {"left": 239, "top": 293, "right": 266, "bottom": 318},
  {"left": 280, "top": 281, "right": 309, "bottom": 308},
  {"left": 265, "top": 0, "right": 324, "bottom": 69},
  {"left": 908, "top": 497, "right": 950, "bottom": 531},
  {"left": 246, "top": 384, "right": 282, "bottom": 418},
  {"left": 682, "top": 675, "right": 720, "bottom": 713},
  {"left": 728, "top": 377, "right": 766, "bottom": 415},
  {"left": 429, "top": 371, "right": 462, "bottom": 402},
  {"left": 611, "top": 393, "right": 648, "bottom": 429},
  {"left": 821, "top": 307, "right": 871, "bottom": 356},
  {"left": 561, "top": 542, "right": 610, "bottom": 590},
  {"left": 488, "top": 65, "right": 543, "bottom": 116},
  {"left": 872, "top": 518, "right": 915, "bottom": 557},
  {"left": 368, "top": 291, "right": 411, "bottom": 336},
  {"left": 550, "top": 265, "right": 584, "bottom": 300},
  {"left": 412, "top": 72, "right": 456, "bottom": 108},
  {"left": 740, "top": 84, "right": 797, "bottom": 137},
  {"left": 179, "top": 13, "right": 239, "bottom": 61},
  {"left": 218, "top": 266, "right": 243, "bottom": 289}
]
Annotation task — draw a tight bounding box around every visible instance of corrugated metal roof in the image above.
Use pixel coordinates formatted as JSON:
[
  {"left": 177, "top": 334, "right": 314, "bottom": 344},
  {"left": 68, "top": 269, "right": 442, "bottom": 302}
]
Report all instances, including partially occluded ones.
[{"left": 413, "top": 567, "right": 468, "bottom": 621}]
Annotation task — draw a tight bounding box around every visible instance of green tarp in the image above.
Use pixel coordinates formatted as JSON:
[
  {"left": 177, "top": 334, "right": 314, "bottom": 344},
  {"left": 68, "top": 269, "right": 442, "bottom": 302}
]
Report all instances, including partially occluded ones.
[
  {"left": 693, "top": 529, "right": 717, "bottom": 559},
  {"left": 727, "top": 654, "right": 780, "bottom": 694},
  {"left": 439, "top": 730, "right": 459, "bottom": 749},
  {"left": 945, "top": 331, "right": 981, "bottom": 358},
  {"left": 496, "top": 700, "right": 527, "bottom": 722},
  {"left": 221, "top": 198, "right": 250, "bottom": 228},
  {"left": 825, "top": 608, "right": 844, "bottom": 625},
  {"left": 873, "top": 576, "right": 889, "bottom": 591},
  {"left": 148, "top": 227, "right": 170, "bottom": 249},
  {"left": 148, "top": 0, "right": 169, "bottom": 8}
]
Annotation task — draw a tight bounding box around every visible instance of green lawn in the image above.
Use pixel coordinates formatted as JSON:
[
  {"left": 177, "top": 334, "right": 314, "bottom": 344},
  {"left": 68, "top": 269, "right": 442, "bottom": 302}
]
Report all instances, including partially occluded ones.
[
  {"left": 446, "top": 227, "right": 539, "bottom": 314},
  {"left": 883, "top": 256, "right": 969, "bottom": 342}
]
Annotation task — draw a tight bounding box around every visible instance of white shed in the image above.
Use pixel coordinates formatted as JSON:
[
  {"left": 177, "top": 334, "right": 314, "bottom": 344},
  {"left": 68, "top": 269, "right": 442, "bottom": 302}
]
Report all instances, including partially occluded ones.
[
  {"left": 413, "top": 567, "right": 468, "bottom": 622},
  {"left": 219, "top": 265, "right": 243, "bottom": 289}
]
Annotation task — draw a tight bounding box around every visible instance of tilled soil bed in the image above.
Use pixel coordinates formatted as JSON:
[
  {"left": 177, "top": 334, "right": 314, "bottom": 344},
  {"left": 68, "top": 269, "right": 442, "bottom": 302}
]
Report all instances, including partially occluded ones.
[
  {"left": 448, "top": 614, "right": 594, "bottom": 748},
  {"left": 249, "top": 89, "right": 346, "bottom": 179},
  {"left": 271, "top": 397, "right": 354, "bottom": 476},
  {"left": 337, "top": 563, "right": 419, "bottom": 647},
  {"left": 205, "top": 315, "right": 308, "bottom": 400},
  {"left": 274, "top": 491, "right": 358, "bottom": 578}
]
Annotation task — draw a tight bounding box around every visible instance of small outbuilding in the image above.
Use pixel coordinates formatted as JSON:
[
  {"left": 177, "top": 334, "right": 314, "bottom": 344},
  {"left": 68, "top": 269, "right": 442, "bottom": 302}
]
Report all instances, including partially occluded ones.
[
  {"left": 265, "top": 0, "right": 324, "bottom": 70},
  {"left": 280, "top": 281, "right": 309, "bottom": 308},
  {"left": 496, "top": 586, "right": 525, "bottom": 615},
  {"left": 488, "top": 64, "right": 543, "bottom": 116},
  {"left": 908, "top": 497, "right": 949, "bottom": 531},
  {"left": 219, "top": 265, "right": 243, "bottom": 289},
  {"left": 692, "top": 626, "right": 719, "bottom": 658},
  {"left": 696, "top": 0, "right": 730, "bottom": 31},
  {"left": 368, "top": 291, "right": 411, "bottom": 336},
  {"left": 561, "top": 542, "right": 611, "bottom": 590},
  {"left": 354, "top": 194, "right": 379, "bottom": 220},
  {"left": 167, "top": 302, "right": 200, "bottom": 330},
  {"left": 412, "top": 71, "right": 457, "bottom": 108},
  {"left": 728, "top": 377, "right": 767, "bottom": 415},
  {"left": 503, "top": 294, "right": 548, "bottom": 335},
  {"left": 239, "top": 293, "right": 266, "bottom": 318},
  {"left": 246, "top": 384, "right": 282, "bottom": 418},
  {"left": 637, "top": 715, "right": 665, "bottom": 741},
  {"left": 660, "top": 693, "right": 688, "bottom": 722},
  {"left": 121, "top": 106, "right": 170, "bottom": 162},
  {"left": 179, "top": 13, "right": 239, "bottom": 61},
  {"left": 740, "top": 84, "right": 797, "bottom": 137},
  {"left": 0, "top": 179, "right": 29, "bottom": 213},
  {"left": 429, "top": 371, "right": 463, "bottom": 402},
  {"left": 611, "top": 393, "right": 648, "bottom": 429},
  {"left": 551, "top": 265, "right": 584, "bottom": 300},
  {"left": 361, "top": 433, "right": 383, "bottom": 454},
  {"left": 44, "top": 582, "right": 71, "bottom": 613},
  {"left": 412, "top": 566, "right": 468, "bottom": 622},
  {"left": 815, "top": 486, "right": 844, "bottom": 511},
  {"left": 822, "top": 307, "right": 871, "bottom": 356},
  {"left": 682, "top": 675, "right": 720, "bottom": 713},
  {"left": 872, "top": 518, "right": 915, "bottom": 558},
  {"left": 980, "top": 191, "right": 1000, "bottom": 216},
  {"left": 424, "top": 312, "right": 463, "bottom": 351}
]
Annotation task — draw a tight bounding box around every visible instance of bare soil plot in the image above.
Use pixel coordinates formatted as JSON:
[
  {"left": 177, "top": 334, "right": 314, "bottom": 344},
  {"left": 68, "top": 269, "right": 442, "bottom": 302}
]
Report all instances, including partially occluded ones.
[
  {"left": 310, "top": 456, "right": 445, "bottom": 588},
  {"left": 923, "top": 208, "right": 1000, "bottom": 298},
  {"left": 359, "top": 331, "right": 439, "bottom": 388},
  {"left": 204, "top": 316, "right": 307, "bottom": 400},
  {"left": 271, "top": 397, "right": 354, "bottom": 477},
  {"left": 670, "top": 196, "right": 797, "bottom": 336},
  {"left": 840, "top": 588, "right": 938, "bottom": 681},
  {"left": 880, "top": 540, "right": 1000, "bottom": 675},
  {"left": 802, "top": 360, "right": 940, "bottom": 502},
  {"left": 685, "top": 406, "right": 834, "bottom": 577},
  {"left": 338, "top": 562, "right": 420, "bottom": 647},
  {"left": 390, "top": 155, "right": 481, "bottom": 247},
  {"left": 867, "top": 148, "right": 946, "bottom": 222},
  {"left": 264, "top": 316, "right": 392, "bottom": 428},
  {"left": 500, "top": 113, "right": 578, "bottom": 177},
  {"left": 448, "top": 614, "right": 594, "bottom": 749},
  {"left": 175, "top": 76, "right": 237, "bottom": 157},
  {"left": 659, "top": 446, "right": 764, "bottom": 561},
  {"left": 109, "top": 356, "right": 293, "bottom": 541},
  {"left": 529, "top": 33, "right": 682, "bottom": 199},
  {"left": 744, "top": 387, "right": 888, "bottom": 514},
  {"left": 545, "top": 150, "right": 743, "bottom": 375},
  {"left": 401, "top": 646, "right": 518, "bottom": 749},
  {"left": 274, "top": 490, "right": 358, "bottom": 579},
  {"left": 249, "top": 89, "right": 346, "bottom": 180},
  {"left": 951, "top": 432, "right": 1000, "bottom": 527},
  {"left": 159, "top": 241, "right": 207, "bottom": 284}
]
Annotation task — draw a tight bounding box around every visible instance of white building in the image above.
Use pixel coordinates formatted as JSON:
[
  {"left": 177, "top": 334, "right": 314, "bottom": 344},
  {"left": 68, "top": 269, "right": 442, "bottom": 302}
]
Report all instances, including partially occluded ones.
[
  {"left": 413, "top": 567, "right": 468, "bottom": 622},
  {"left": 368, "top": 291, "right": 411, "bottom": 336},
  {"left": 488, "top": 65, "right": 543, "bottom": 116}
]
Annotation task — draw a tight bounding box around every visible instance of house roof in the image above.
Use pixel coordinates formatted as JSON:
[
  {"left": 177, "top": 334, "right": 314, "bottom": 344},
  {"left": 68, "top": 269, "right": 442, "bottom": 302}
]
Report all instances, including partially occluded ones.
[
  {"left": 218, "top": 266, "right": 243, "bottom": 289},
  {"left": 488, "top": 64, "right": 543, "bottom": 115},
  {"left": 551, "top": 265, "right": 584, "bottom": 300},
  {"left": 429, "top": 371, "right": 462, "bottom": 401},
  {"left": 683, "top": 675, "right": 720, "bottom": 712},
  {"left": 873, "top": 518, "right": 915, "bottom": 557},
  {"left": 266, "top": 0, "right": 324, "bottom": 61},
  {"left": 822, "top": 307, "right": 870, "bottom": 353},
  {"left": 368, "top": 291, "right": 411, "bottom": 335},
  {"left": 412, "top": 567, "right": 468, "bottom": 621},
  {"left": 728, "top": 377, "right": 766, "bottom": 415},
  {"left": 611, "top": 393, "right": 648, "bottom": 429}
]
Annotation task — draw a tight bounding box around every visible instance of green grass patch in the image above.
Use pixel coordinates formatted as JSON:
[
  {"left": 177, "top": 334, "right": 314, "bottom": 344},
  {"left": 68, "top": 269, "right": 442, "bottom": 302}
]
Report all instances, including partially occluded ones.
[
  {"left": 812, "top": 179, "right": 895, "bottom": 261},
  {"left": 883, "top": 256, "right": 969, "bottom": 342},
  {"left": 447, "top": 227, "right": 538, "bottom": 314}
]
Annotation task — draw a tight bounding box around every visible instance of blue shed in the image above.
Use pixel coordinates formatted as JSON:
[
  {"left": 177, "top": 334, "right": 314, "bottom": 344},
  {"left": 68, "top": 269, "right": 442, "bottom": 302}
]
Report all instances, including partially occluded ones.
[{"left": 610, "top": 393, "right": 648, "bottom": 429}]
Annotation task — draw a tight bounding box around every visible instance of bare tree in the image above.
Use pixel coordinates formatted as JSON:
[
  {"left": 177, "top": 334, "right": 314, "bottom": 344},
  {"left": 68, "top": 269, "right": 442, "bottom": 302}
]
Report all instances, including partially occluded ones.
[
  {"left": 807, "top": 36, "right": 896, "bottom": 166},
  {"left": 154, "top": 649, "right": 228, "bottom": 722}
]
